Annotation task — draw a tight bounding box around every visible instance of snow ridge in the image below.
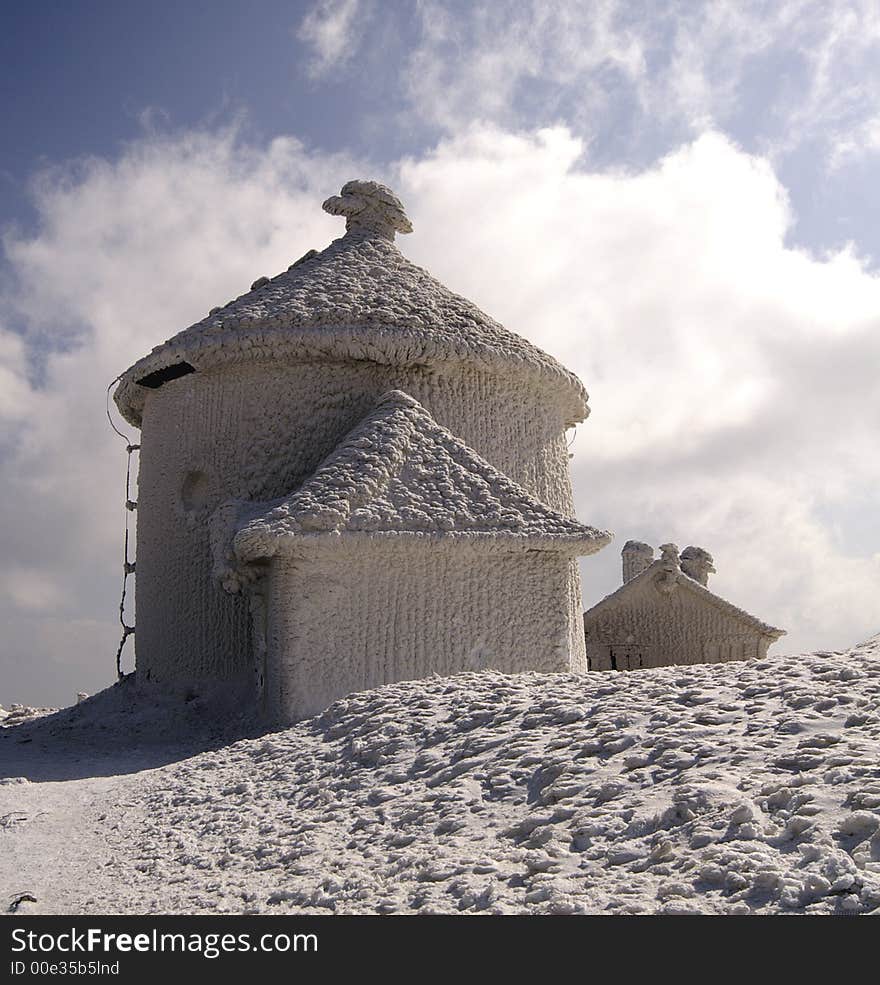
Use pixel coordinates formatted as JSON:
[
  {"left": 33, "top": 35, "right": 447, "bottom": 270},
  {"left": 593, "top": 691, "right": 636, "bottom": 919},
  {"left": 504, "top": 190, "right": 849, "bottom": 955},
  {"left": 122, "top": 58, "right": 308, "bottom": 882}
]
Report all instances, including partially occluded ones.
[{"left": 82, "top": 639, "right": 880, "bottom": 915}]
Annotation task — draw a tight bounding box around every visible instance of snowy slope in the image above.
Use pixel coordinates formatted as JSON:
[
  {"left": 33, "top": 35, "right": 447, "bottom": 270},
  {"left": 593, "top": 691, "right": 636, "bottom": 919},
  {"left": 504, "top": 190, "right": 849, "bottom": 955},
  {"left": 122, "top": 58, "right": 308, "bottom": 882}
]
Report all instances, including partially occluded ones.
[{"left": 2, "top": 639, "right": 880, "bottom": 915}]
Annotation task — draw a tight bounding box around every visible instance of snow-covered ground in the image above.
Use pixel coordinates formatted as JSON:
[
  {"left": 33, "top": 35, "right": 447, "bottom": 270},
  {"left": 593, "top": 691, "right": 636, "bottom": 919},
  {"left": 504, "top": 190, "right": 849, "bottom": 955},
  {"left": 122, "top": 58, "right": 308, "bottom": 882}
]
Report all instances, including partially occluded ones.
[{"left": 2, "top": 639, "right": 879, "bottom": 915}]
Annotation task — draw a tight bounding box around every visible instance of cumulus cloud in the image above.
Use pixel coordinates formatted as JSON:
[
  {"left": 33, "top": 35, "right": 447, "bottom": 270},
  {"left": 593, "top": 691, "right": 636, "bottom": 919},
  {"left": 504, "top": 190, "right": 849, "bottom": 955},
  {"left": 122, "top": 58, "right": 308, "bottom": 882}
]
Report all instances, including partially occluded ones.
[
  {"left": 0, "top": 325, "right": 32, "bottom": 423},
  {"left": 402, "top": 0, "right": 646, "bottom": 135},
  {"left": 2, "top": 120, "right": 878, "bottom": 703},
  {"left": 830, "top": 114, "right": 880, "bottom": 169}
]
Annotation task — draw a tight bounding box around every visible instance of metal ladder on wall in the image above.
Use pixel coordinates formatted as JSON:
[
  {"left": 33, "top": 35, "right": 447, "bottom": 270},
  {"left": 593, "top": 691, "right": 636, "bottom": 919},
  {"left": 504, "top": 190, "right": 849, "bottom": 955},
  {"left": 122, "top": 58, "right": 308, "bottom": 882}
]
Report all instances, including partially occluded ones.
[{"left": 106, "top": 378, "right": 138, "bottom": 679}]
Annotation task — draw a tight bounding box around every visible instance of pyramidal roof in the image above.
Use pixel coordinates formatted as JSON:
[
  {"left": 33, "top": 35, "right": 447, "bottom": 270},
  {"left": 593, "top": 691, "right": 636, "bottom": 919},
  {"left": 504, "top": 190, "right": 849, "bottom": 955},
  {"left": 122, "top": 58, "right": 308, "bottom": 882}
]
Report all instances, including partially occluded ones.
[
  {"left": 583, "top": 557, "right": 785, "bottom": 639},
  {"left": 231, "top": 390, "right": 610, "bottom": 562},
  {"left": 114, "top": 180, "right": 588, "bottom": 427}
]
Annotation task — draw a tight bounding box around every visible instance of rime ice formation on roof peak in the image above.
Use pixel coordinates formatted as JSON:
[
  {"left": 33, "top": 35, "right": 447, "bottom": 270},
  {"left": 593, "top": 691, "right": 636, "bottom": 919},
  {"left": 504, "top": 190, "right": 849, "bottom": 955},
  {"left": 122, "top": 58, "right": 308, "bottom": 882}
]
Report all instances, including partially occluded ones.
[
  {"left": 680, "top": 545, "right": 716, "bottom": 586},
  {"left": 322, "top": 179, "right": 413, "bottom": 240}
]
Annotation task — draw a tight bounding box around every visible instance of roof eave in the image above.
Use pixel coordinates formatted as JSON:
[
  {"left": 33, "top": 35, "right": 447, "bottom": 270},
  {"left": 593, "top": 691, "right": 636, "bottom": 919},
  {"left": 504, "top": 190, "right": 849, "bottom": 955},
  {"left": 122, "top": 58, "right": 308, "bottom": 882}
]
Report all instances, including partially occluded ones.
[
  {"left": 113, "top": 324, "right": 589, "bottom": 430},
  {"left": 234, "top": 527, "right": 611, "bottom": 565}
]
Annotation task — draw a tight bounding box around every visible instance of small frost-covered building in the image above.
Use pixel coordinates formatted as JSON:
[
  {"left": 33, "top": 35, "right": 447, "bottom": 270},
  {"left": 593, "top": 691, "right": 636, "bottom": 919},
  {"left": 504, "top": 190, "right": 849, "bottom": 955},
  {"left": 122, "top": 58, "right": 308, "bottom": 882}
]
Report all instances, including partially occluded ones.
[
  {"left": 113, "top": 180, "right": 610, "bottom": 719},
  {"left": 218, "top": 390, "right": 608, "bottom": 720},
  {"left": 583, "top": 542, "right": 785, "bottom": 671}
]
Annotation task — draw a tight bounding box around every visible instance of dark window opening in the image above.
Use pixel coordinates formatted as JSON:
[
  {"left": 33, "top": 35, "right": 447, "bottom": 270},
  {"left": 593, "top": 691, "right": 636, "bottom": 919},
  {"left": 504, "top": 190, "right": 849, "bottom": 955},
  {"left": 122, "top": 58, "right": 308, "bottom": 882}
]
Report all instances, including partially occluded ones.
[{"left": 136, "top": 361, "right": 196, "bottom": 389}]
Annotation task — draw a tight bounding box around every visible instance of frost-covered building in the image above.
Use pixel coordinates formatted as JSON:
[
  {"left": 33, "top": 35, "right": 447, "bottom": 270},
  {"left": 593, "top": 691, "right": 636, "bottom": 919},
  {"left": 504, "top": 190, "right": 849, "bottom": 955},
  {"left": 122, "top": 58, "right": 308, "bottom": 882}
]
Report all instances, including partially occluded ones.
[
  {"left": 113, "top": 180, "right": 610, "bottom": 720},
  {"left": 583, "top": 542, "right": 785, "bottom": 671}
]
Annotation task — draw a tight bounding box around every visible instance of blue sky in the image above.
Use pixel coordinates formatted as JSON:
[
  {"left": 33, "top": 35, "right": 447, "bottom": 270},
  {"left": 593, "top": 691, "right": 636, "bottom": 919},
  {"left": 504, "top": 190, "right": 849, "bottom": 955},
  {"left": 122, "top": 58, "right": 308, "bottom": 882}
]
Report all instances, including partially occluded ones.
[
  {"left": 2, "top": 0, "right": 880, "bottom": 704},
  {"left": 0, "top": 2, "right": 420, "bottom": 231}
]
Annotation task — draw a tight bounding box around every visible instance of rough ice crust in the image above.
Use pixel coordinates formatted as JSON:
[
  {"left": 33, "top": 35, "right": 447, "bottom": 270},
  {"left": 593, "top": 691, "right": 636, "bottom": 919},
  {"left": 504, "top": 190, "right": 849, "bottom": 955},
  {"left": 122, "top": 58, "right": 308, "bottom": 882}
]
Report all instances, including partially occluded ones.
[
  {"left": 680, "top": 545, "right": 716, "bottom": 587},
  {"left": 622, "top": 540, "right": 654, "bottom": 584},
  {"left": 264, "top": 551, "right": 579, "bottom": 721},
  {"left": 321, "top": 179, "right": 414, "bottom": 239},
  {"left": 113, "top": 231, "right": 588, "bottom": 429},
  {"left": 121, "top": 180, "right": 595, "bottom": 691}
]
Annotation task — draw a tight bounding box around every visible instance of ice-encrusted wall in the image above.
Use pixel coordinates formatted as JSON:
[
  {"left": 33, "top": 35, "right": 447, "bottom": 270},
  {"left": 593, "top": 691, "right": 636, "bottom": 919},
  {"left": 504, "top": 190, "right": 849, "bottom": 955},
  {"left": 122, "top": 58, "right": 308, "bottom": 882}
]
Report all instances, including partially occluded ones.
[
  {"left": 264, "top": 547, "right": 575, "bottom": 722},
  {"left": 135, "top": 358, "right": 581, "bottom": 685}
]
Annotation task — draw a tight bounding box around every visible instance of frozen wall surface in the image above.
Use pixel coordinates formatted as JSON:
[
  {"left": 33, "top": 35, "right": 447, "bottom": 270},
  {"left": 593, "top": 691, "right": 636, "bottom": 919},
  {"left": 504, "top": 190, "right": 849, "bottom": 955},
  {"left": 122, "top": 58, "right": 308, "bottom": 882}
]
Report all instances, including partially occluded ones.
[
  {"left": 264, "top": 548, "right": 576, "bottom": 722},
  {"left": 115, "top": 181, "right": 607, "bottom": 701}
]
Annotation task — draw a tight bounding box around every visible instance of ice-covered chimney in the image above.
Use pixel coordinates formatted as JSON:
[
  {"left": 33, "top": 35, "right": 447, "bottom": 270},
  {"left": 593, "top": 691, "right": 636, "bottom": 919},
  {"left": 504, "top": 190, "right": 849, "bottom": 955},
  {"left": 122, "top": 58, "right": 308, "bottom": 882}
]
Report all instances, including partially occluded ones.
[
  {"left": 680, "top": 545, "right": 715, "bottom": 586},
  {"left": 622, "top": 540, "right": 654, "bottom": 584}
]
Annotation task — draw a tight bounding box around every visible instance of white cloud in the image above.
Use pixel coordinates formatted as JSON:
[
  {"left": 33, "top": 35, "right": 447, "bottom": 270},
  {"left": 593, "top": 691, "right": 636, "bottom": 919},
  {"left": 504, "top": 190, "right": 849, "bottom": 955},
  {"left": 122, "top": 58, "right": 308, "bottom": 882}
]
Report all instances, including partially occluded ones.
[
  {"left": 2, "top": 120, "right": 879, "bottom": 703},
  {"left": 403, "top": 0, "right": 647, "bottom": 134},
  {"left": 830, "top": 114, "right": 880, "bottom": 169},
  {"left": 397, "top": 1, "right": 880, "bottom": 167},
  {"left": 296, "top": 0, "right": 365, "bottom": 78},
  {"left": 1, "top": 566, "right": 66, "bottom": 613},
  {"left": 0, "top": 326, "right": 31, "bottom": 422}
]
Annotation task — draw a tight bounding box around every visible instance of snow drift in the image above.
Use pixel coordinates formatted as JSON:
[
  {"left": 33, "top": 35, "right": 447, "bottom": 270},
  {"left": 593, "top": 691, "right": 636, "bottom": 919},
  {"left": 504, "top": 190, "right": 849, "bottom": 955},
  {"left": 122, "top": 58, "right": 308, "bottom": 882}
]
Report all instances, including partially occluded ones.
[{"left": 2, "top": 639, "right": 879, "bottom": 914}]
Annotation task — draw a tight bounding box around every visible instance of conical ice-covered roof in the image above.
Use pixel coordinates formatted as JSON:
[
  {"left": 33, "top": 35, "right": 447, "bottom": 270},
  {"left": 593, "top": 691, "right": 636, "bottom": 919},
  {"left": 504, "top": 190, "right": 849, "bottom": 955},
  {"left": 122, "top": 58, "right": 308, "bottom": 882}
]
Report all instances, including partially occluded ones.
[
  {"left": 114, "top": 180, "right": 588, "bottom": 427},
  {"left": 228, "top": 390, "right": 610, "bottom": 565}
]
